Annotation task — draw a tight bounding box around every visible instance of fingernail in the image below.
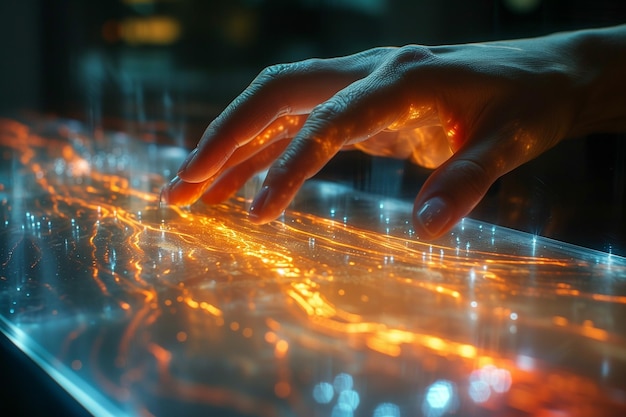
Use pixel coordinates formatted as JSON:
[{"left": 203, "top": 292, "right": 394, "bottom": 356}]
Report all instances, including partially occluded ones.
[
  {"left": 416, "top": 196, "right": 450, "bottom": 237},
  {"left": 159, "top": 176, "right": 179, "bottom": 204},
  {"left": 249, "top": 186, "right": 270, "bottom": 222},
  {"left": 177, "top": 147, "right": 198, "bottom": 175}
]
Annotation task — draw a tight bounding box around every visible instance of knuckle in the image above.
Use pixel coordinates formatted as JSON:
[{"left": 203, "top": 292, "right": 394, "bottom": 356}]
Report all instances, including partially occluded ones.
[
  {"left": 376, "top": 45, "right": 438, "bottom": 88},
  {"left": 310, "top": 96, "right": 350, "bottom": 122},
  {"left": 257, "top": 60, "right": 315, "bottom": 83},
  {"left": 259, "top": 63, "right": 294, "bottom": 80},
  {"left": 388, "top": 44, "right": 435, "bottom": 67},
  {"left": 450, "top": 158, "right": 490, "bottom": 179},
  {"left": 445, "top": 158, "right": 495, "bottom": 197},
  {"left": 351, "top": 47, "right": 394, "bottom": 68},
  {"left": 298, "top": 57, "right": 326, "bottom": 72},
  {"left": 253, "top": 63, "right": 300, "bottom": 91}
]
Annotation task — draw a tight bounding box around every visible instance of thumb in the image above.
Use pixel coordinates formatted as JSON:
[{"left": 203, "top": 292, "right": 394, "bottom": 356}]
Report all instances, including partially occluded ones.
[{"left": 412, "top": 138, "right": 512, "bottom": 239}]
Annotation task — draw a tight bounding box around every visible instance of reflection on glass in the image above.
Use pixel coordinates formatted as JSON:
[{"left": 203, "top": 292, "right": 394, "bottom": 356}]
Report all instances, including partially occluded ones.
[{"left": 1, "top": 116, "right": 626, "bottom": 416}]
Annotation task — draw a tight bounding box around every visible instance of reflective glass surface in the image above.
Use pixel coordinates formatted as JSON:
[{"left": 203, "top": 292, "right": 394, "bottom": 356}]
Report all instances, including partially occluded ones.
[{"left": 1, "top": 117, "right": 626, "bottom": 417}]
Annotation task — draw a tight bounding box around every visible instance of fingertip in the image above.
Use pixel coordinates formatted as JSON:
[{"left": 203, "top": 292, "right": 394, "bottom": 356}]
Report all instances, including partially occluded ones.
[
  {"left": 412, "top": 152, "right": 502, "bottom": 239},
  {"left": 160, "top": 175, "right": 211, "bottom": 207},
  {"left": 248, "top": 186, "right": 272, "bottom": 223},
  {"left": 413, "top": 196, "right": 454, "bottom": 239},
  {"left": 247, "top": 173, "right": 303, "bottom": 224},
  {"left": 159, "top": 176, "right": 178, "bottom": 205},
  {"left": 200, "top": 163, "right": 260, "bottom": 205},
  {"left": 200, "top": 188, "right": 232, "bottom": 205},
  {"left": 247, "top": 212, "right": 272, "bottom": 225}
]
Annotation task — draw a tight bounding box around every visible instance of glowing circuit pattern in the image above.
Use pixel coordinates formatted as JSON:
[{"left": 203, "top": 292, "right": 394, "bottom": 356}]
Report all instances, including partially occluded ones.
[{"left": 1, "top": 116, "right": 626, "bottom": 416}]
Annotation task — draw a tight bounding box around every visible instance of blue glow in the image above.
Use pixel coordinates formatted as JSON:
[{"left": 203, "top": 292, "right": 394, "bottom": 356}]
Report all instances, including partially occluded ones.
[
  {"left": 423, "top": 380, "right": 457, "bottom": 417},
  {"left": 338, "top": 389, "right": 360, "bottom": 410},
  {"left": 373, "top": 403, "right": 400, "bottom": 417},
  {"left": 426, "top": 381, "right": 451, "bottom": 408},
  {"left": 516, "top": 355, "right": 535, "bottom": 371},
  {"left": 333, "top": 373, "right": 353, "bottom": 393},
  {"left": 468, "top": 380, "right": 490, "bottom": 403},
  {"left": 331, "top": 402, "right": 354, "bottom": 417},
  {"left": 313, "top": 382, "right": 334, "bottom": 404}
]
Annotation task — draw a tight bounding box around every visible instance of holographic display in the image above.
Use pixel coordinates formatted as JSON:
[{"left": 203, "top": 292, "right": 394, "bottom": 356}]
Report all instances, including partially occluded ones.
[{"left": 1, "top": 117, "right": 626, "bottom": 417}]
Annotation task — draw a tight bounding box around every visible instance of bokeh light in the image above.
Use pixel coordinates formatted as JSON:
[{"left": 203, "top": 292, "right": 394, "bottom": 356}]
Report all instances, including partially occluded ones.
[
  {"left": 338, "top": 389, "right": 360, "bottom": 411},
  {"left": 331, "top": 402, "right": 354, "bottom": 417},
  {"left": 373, "top": 403, "right": 400, "bottom": 417},
  {"left": 333, "top": 373, "right": 354, "bottom": 393},
  {"left": 313, "top": 382, "right": 334, "bottom": 404},
  {"left": 423, "top": 380, "right": 457, "bottom": 417},
  {"left": 468, "top": 379, "right": 491, "bottom": 403}
]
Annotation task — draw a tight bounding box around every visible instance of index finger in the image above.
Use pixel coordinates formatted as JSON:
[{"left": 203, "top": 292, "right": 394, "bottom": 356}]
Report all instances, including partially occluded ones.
[{"left": 177, "top": 49, "right": 393, "bottom": 183}]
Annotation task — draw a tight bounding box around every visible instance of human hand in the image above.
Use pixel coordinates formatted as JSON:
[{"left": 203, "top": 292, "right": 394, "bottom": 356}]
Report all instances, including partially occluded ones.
[{"left": 161, "top": 30, "right": 609, "bottom": 239}]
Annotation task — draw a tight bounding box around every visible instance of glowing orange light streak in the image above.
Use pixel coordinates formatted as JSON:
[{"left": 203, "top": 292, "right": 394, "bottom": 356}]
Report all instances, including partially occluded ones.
[{"left": 184, "top": 296, "right": 223, "bottom": 317}]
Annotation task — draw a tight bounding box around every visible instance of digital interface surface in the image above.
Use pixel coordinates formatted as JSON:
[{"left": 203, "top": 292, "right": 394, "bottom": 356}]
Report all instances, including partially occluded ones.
[{"left": 1, "top": 117, "right": 626, "bottom": 417}]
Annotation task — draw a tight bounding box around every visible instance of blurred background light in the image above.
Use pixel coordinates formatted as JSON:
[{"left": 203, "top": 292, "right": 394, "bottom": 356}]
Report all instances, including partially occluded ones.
[
  {"left": 423, "top": 380, "right": 458, "bottom": 417},
  {"left": 338, "top": 389, "right": 360, "bottom": 411},
  {"left": 373, "top": 402, "right": 400, "bottom": 417},
  {"left": 313, "top": 381, "right": 334, "bottom": 404},
  {"left": 333, "top": 373, "right": 354, "bottom": 393}
]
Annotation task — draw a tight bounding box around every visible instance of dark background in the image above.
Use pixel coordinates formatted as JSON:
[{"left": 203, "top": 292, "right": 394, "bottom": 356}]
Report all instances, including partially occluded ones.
[{"left": 0, "top": 1, "right": 625, "bottom": 415}]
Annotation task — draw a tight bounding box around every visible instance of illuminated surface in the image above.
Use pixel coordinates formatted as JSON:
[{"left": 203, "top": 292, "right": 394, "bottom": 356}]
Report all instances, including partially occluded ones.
[{"left": 1, "top": 117, "right": 626, "bottom": 416}]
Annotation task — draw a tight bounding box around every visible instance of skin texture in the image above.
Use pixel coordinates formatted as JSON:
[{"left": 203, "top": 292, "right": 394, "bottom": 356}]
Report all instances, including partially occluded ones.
[{"left": 161, "top": 25, "right": 626, "bottom": 239}]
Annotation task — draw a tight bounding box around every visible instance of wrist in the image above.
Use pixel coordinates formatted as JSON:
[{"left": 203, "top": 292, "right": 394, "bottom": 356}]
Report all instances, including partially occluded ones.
[{"left": 566, "top": 25, "right": 626, "bottom": 137}]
